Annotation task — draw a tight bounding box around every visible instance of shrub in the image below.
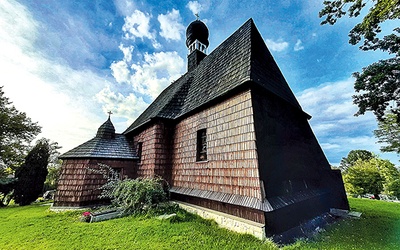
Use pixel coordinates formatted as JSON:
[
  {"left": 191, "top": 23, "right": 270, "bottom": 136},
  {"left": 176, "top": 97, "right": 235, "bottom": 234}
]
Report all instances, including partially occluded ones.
[
  {"left": 111, "top": 177, "right": 168, "bottom": 215},
  {"left": 90, "top": 163, "right": 175, "bottom": 216}
]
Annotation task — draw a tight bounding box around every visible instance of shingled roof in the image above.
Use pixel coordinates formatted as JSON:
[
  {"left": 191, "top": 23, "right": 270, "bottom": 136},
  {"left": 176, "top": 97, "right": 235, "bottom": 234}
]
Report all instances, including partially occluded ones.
[
  {"left": 60, "top": 118, "right": 137, "bottom": 160},
  {"left": 124, "top": 18, "right": 303, "bottom": 134}
]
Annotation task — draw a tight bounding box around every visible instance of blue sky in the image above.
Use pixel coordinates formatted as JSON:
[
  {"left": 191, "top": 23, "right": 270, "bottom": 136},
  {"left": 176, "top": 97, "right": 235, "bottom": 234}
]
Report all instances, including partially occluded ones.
[{"left": 0, "top": 0, "right": 397, "bottom": 165}]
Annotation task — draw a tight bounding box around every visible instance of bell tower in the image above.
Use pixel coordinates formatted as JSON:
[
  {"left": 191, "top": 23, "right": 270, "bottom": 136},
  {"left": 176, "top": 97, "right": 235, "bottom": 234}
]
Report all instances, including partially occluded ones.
[{"left": 186, "top": 17, "right": 209, "bottom": 72}]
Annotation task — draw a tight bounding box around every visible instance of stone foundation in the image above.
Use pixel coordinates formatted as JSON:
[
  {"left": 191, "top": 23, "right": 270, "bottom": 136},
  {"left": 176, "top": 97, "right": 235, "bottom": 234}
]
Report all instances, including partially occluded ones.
[{"left": 177, "top": 201, "right": 266, "bottom": 240}]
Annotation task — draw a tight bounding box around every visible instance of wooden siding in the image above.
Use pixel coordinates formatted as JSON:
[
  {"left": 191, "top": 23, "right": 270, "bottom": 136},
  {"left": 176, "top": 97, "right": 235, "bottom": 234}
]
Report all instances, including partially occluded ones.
[
  {"left": 172, "top": 90, "right": 262, "bottom": 200},
  {"left": 54, "top": 159, "right": 135, "bottom": 207},
  {"left": 133, "top": 121, "right": 173, "bottom": 182}
]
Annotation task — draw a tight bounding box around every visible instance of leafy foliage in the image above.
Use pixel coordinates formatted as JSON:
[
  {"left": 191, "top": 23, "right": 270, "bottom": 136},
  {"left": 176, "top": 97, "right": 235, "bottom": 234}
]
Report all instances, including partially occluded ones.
[
  {"left": 87, "top": 163, "right": 121, "bottom": 200},
  {"left": 343, "top": 157, "right": 400, "bottom": 198},
  {"left": 340, "top": 149, "right": 375, "bottom": 172},
  {"left": 88, "top": 163, "right": 171, "bottom": 215},
  {"left": 13, "top": 139, "right": 51, "bottom": 206},
  {"left": 353, "top": 57, "right": 400, "bottom": 121},
  {"left": 319, "top": 1, "right": 400, "bottom": 126},
  {"left": 44, "top": 165, "right": 62, "bottom": 191},
  {"left": 374, "top": 113, "right": 400, "bottom": 154},
  {"left": 0, "top": 177, "right": 16, "bottom": 206},
  {"left": 111, "top": 177, "right": 168, "bottom": 215},
  {"left": 0, "top": 86, "right": 41, "bottom": 176},
  {"left": 344, "top": 159, "right": 385, "bottom": 198},
  {"left": 320, "top": 1, "right": 400, "bottom": 52}
]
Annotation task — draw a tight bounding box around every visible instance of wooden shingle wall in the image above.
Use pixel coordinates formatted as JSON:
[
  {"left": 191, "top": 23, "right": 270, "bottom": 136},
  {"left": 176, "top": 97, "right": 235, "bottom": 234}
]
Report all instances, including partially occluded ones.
[
  {"left": 54, "top": 159, "right": 134, "bottom": 207},
  {"left": 172, "top": 90, "right": 262, "bottom": 200},
  {"left": 133, "top": 121, "right": 173, "bottom": 182}
]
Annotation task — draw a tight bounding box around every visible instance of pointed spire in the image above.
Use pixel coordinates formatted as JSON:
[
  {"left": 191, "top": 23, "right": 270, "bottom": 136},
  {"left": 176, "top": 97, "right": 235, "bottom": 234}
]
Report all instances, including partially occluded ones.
[{"left": 96, "top": 114, "right": 115, "bottom": 139}]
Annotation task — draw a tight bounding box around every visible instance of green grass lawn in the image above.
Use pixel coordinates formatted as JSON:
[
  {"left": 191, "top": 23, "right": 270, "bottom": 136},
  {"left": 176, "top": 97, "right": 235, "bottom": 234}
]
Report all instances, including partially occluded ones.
[{"left": 0, "top": 198, "right": 399, "bottom": 249}]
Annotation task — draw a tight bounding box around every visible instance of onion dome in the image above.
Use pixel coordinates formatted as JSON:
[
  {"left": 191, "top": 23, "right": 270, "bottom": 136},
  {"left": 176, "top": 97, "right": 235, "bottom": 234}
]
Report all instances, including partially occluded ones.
[
  {"left": 186, "top": 20, "right": 209, "bottom": 48},
  {"left": 96, "top": 117, "right": 115, "bottom": 139}
]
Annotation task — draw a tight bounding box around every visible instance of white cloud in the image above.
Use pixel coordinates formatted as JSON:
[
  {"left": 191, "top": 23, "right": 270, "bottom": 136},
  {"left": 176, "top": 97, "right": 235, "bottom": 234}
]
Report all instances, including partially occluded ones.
[
  {"left": 158, "top": 9, "right": 185, "bottom": 41},
  {"left": 297, "top": 78, "right": 378, "bottom": 136},
  {"left": 113, "top": 0, "right": 137, "bottom": 16},
  {"left": 295, "top": 78, "right": 396, "bottom": 164},
  {"left": 0, "top": 0, "right": 113, "bottom": 152},
  {"left": 129, "top": 51, "right": 184, "bottom": 99},
  {"left": 186, "top": 1, "right": 210, "bottom": 15},
  {"left": 110, "top": 44, "right": 134, "bottom": 84},
  {"left": 119, "top": 44, "right": 134, "bottom": 63},
  {"left": 102, "top": 47, "right": 185, "bottom": 123},
  {"left": 123, "top": 10, "right": 154, "bottom": 40},
  {"left": 265, "top": 39, "right": 289, "bottom": 52},
  {"left": 294, "top": 39, "right": 304, "bottom": 51},
  {"left": 96, "top": 86, "right": 148, "bottom": 123},
  {"left": 111, "top": 60, "right": 130, "bottom": 84},
  {"left": 122, "top": 10, "right": 161, "bottom": 48}
]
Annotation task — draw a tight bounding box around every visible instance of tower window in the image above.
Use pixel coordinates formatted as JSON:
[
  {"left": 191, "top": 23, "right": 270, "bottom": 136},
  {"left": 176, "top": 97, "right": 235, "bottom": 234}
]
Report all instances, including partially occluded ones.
[
  {"left": 196, "top": 129, "right": 207, "bottom": 161},
  {"left": 137, "top": 142, "right": 143, "bottom": 162}
]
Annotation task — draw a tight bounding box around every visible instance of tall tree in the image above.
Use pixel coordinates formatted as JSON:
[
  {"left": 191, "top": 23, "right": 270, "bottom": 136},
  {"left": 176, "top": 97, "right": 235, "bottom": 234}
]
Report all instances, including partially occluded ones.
[
  {"left": 0, "top": 86, "right": 41, "bottom": 176},
  {"left": 13, "top": 139, "right": 51, "bottom": 206},
  {"left": 340, "top": 149, "right": 375, "bottom": 172},
  {"left": 344, "top": 157, "right": 400, "bottom": 199},
  {"left": 319, "top": 1, "right": 400, "bottom": 123},
  {"left": 344, "top": 159, "right": 385, "bottom": 199},
  {"left": 374, "top": 113, "right": 400, "bottom": 155}
]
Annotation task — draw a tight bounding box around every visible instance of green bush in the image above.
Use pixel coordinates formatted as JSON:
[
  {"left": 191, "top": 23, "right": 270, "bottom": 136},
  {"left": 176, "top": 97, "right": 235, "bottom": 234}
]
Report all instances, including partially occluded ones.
[{"left": 111, "top": 177, "right": 168, "bottom": 215}]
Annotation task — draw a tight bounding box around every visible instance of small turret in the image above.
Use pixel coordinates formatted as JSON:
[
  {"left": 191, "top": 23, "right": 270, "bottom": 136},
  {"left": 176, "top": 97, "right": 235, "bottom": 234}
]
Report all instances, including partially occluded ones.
[
  {"left": 186, "top": 18, "right": 209, "bottom": 71},
  {"left": 96, "top": 113, "right": 115, "bottom": 139}
]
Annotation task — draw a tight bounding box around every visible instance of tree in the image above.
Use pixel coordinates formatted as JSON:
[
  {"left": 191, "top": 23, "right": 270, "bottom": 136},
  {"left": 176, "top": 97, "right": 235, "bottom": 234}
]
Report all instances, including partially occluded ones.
[
  {"left": 43, "top": 141, "right": 62, "bottom": 191},
  {"left": 340, "top": 149, "right": 375, "bottom": 172},
  {"left": 44, "top": 165, "right": 62, "bottom": 191},
  {"left": 0, "top": 86, "right": 41, "bottom": 176},
  {"left": 374, "top": 113, "right": 400, "bottom": 154},
  {"left": 319, "top": 1, "right": 400, "bottom": 124},
  {"left": 13, "top": 139, "right": 51, "bottom": 206},
  {"left": 344, "top": 157, "right": 400, "bottom": 199},
  {"left": 344, "top": 159, "right": 384, "bottom": 199}
]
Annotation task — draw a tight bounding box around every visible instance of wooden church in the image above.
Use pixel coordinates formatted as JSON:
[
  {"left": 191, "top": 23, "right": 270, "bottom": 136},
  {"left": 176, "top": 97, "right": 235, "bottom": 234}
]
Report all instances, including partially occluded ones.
[{"left": 55, "top": 18, "right": 349, "bottom": 239}]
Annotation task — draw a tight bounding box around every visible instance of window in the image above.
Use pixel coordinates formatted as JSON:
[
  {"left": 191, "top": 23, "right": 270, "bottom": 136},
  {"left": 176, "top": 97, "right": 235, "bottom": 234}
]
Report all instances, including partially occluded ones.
[
  {"left": 196, "top": 129, "right": 207, "bottom": 161},
  {"left": 110, "top": 168, "right": 122, "bottom": 180},
  {"left": 137, "top": 142, "right": 143, "bottom": 162}
]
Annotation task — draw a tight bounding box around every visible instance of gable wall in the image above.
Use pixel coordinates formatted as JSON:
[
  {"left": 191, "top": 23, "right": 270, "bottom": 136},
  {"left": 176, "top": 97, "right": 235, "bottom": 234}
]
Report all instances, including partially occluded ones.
[
  {"left": 172, "top": 90, "right": 262, "bottom": 199},
  {"left": 251, "top": 89, "right": 349, "bottom": 234},
  {"left": 251, "top": 89, "right": 331, "bottom": 198}
]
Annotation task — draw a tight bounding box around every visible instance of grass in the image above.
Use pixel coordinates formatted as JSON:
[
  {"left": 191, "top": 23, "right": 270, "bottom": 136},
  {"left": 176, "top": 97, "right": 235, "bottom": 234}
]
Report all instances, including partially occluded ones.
[
  {"left": 287, "top": 198, "right": 400, "bottom": 250},
  {"left": 0, "top": 198, "right": 399, "bottom": 249}
]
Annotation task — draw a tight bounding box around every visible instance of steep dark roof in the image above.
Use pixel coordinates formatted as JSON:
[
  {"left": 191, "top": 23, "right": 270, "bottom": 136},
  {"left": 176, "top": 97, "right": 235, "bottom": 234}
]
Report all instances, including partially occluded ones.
[
  {"left": 60, "top": 119, "right": 137, "bottom": 160},
  {"left": 124, "top": 18, "right": 302, "bottom": 134}
]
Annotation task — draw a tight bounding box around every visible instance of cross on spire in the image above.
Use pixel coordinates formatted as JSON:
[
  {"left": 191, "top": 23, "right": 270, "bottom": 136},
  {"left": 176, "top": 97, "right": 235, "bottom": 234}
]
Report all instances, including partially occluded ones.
[
  {"left": 195, "top": 13, "right": 199, "bottom": 20},
  {"left": 107, "top": 111, "right": 113, "bottom": 118}
]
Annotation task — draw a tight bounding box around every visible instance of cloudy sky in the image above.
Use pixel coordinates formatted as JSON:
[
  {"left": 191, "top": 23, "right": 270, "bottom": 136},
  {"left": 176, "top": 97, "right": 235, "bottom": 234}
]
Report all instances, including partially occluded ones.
[{"left": 0, "top": 0, "right": 397, "bottom": 165}]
